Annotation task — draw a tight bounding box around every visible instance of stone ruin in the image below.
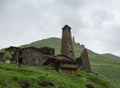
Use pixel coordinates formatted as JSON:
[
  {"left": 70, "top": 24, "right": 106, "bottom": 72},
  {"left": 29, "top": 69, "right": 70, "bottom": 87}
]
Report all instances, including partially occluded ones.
[
  {"left": 13, "top": 47, "right": 43, "bottom": 66},
  {"left": 5, "top": 25, "right": 91, "bottom": 76},
  {"left": 12, "top": 47, "right": 55, "bottom": 66},
  {"left": 43, "top": 25, "right": 91, "bottom": 75},
  {"left": 43, "top": 54, "right": 78, "bottom": 76},
  {"left": 76, "top": 48, "right": 91, "bottom": 72},
  {"left": 5, "top": 46, "right": 20, "bottom": 56},
  {"left": 61, "top": 25, "right": 75, "bottom": 58}
]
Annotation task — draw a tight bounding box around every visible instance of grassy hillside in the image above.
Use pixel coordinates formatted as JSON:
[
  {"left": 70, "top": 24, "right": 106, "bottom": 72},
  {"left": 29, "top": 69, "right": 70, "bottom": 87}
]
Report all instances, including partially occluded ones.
[
  {"left": 102, "top": 53, "right": 120, "bottom": 60},
  {"left": 20, "top": 37, "right": 120, "bottom": 88},
  {"left": 0, "top": 63, "right": 110, "bottom": 88}
]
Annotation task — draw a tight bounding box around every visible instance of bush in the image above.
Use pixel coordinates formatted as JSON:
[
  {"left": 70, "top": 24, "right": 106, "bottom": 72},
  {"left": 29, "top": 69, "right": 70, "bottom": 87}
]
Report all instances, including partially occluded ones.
[
  {"left": 85, "top": 83, "right": 95, "bottom": 88},
  {"left": 3, "top": 51, "right": 12, "bottom": 61}
]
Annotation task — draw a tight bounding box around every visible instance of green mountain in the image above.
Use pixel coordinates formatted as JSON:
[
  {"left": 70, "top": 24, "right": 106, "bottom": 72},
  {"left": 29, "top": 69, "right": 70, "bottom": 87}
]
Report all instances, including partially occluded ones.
[{"left": 0, "top": 37, "right": 120, "bottom": 88}]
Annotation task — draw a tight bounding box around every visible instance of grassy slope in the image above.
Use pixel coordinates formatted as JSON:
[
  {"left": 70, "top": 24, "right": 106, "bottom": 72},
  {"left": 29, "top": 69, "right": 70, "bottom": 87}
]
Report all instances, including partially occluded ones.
[
  {"left": 21, "top": 37, "right": 120, "bottom": 88},
  {"left": 102, "top": 53, "right": 120, "bottom": 60},
  {"left": 0, "top": 63, "right": 109, "bottom": 88},
  {"left": 89, "top": 53, "right": 120, "bottom": 88}
]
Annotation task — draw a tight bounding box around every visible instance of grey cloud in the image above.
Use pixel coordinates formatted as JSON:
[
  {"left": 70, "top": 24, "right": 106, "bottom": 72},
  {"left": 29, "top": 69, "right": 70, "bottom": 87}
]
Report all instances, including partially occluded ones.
[
  {"left": 91, "top": 9, "right": 115, "bottom": 27},
  {"left": 56, "top": 0, "right": 85, "bottom": 9},
  {"left": 106, "top": 25, "right": 120, "bottom": 49},
  {"left": 0, "top": 0, "right": 120, "bottom": 56}
]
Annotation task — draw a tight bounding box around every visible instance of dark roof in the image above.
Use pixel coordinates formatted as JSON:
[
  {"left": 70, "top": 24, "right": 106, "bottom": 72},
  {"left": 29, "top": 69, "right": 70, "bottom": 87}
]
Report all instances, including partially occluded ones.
[
  {"left": 62, "top": 25, "right": 71, "bottom": 30},
  {"left": 43, "top": 54, "right": 78, "bottom": 69},
  {"left": 6, "top": 46, "right": 20, "bottom": 50},
  {"left": 55, "top": 54, "right": 73, "bottom": 59},
  {"left": 39, "top": 46, "right": 54, "bottom": 50},
  {"left": 50, "top": 54, "right": 74, "bottom": 62},
  {"left": 21, "top": 47, "right": 41, "bottom": 52}
]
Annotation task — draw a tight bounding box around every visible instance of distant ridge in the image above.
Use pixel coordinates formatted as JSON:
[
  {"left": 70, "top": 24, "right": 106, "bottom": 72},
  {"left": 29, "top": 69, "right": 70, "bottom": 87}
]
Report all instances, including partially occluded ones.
[{"left": 102, "top": 53, "right": 120, "bottom": 60}]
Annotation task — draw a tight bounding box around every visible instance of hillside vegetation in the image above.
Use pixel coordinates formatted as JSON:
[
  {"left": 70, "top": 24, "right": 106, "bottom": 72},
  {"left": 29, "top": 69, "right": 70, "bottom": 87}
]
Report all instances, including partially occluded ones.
[
  {"left": 21, "top": 37, "right": 120, "bottom": 88},
  {"left": 102, "top": 53, "right": 120, "bottom": 60}
]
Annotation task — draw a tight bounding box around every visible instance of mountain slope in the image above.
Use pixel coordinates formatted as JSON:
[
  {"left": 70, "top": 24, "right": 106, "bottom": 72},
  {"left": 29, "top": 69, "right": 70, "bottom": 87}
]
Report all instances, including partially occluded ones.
[
  {"left": 102, "top": 53, "right": 120, "bottom": 60},
  {"left": 20, "top": 37, "right": 120, "bottom": 88}
]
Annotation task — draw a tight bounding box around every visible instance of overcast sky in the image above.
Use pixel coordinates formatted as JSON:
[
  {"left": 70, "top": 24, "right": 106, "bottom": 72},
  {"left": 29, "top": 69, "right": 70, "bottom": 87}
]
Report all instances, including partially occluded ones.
[{"left": 0, "top": 0, "right": 120, "bottom": 56}]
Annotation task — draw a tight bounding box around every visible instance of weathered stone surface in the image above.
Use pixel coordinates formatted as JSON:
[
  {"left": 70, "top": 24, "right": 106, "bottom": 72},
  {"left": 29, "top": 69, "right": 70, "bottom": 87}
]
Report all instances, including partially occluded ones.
[
  {"left": 61, "top": 25, "right": 74, "bottom": 58},
  {"left": 13, "top": 47, "right": 55, "bottom": 66},
  {"left": 0, "top": 52, "right": 4, "bottom": 62},
  {"left": 39, "top": 47, "right": 55, "bottom": 56},
  {"left": 76, "top": 48, "right": 91, "bottom": 72},
  {"left": 13, "top": 47, "right": 42, "bottom": 66},
  {"left": 43, "top": 54, "right": 78, "bottom": 76}
]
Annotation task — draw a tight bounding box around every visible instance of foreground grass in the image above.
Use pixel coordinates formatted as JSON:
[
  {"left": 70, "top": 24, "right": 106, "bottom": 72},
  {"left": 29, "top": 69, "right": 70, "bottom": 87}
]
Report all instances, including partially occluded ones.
[{"left": 0, "top": 63, "right": 110, "bottom": 88}]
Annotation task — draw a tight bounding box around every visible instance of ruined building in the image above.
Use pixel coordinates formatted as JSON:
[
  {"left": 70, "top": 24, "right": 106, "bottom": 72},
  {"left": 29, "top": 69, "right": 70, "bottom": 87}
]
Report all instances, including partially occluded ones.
[
  {"left": 43, "top": 25, "right": 78, "bottom": 76},
  {"left": 61, "top": 25, "right": 75, "bottom": 58},
  {"left": 10, "top": 25, "right": 91, "bottom": 76},
  {"left": 12, "top": 46, "right": 55, "bottom": 66},
  {"left": 13, "top": 47, "right": 43, "bottom": 66},
  {"left": 60, "top": 25, "right": 78, "bottom": 75},
  {"left": 76, "top": 48, "right": 91, "bottom": 72},
  {"left": 43, "top": 54, "right": 78, "bottom": 76},
  {"left": 60, "top": 25, "right": 91, "bottom": 73},
  {"left": 6, "top": 46, "right": 20, "bottom": 56}
]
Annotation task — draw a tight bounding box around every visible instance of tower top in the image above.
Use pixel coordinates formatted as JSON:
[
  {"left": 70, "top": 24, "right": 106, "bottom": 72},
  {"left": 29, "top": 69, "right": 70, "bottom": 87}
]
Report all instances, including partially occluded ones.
[{"left": 62, "top": 25, "right": 71, "bottom": 30}]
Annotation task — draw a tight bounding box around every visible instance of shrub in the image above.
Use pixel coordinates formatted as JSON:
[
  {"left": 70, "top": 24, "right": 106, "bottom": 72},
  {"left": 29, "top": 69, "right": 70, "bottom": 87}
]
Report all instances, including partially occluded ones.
[
  {"left": 3, "top": 51, "right": 12, "bottom": 61},
  {"left": 85, "top": 83, "right": 95, "bottom": 88}
]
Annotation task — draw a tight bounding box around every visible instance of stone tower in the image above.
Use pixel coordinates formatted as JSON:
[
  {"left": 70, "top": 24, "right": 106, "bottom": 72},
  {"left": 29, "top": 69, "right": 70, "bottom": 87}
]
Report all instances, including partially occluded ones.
[
  {"left": 80, "top": 48, "right": 91, "bottom": 72},
  {"left": 61, "top": 25, "right": 74, "bottom": 58}
]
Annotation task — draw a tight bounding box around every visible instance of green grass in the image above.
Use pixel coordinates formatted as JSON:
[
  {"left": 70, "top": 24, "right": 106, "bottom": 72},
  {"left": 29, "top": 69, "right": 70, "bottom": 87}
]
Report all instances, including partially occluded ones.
[
  {"left": 101, "top": 53, "right": 120, "bottom": 60},
  {"left": 92, "top": 64, "right": 120, "bottom": 88},
  {"left": 0, "top": 63, "right": 110, "bottom": 88},
  {"left": 90, "top": 53, "right": 120, "bottom": 88}
]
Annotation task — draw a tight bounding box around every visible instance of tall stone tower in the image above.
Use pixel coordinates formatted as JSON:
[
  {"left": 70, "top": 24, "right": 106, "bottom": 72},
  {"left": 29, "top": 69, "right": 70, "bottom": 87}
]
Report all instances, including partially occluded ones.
[{"left": 61, "top": 25, "right": 74, "bottom": 58}]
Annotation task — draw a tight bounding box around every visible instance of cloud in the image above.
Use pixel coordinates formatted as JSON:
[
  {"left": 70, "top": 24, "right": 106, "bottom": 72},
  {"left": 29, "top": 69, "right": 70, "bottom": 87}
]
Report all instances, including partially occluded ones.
[
  {"left": 0, "top": 0, "right": 120, "bottom": 56},
  {"left": 56, "top": 0, "right": 84, "bottom": 9}
]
